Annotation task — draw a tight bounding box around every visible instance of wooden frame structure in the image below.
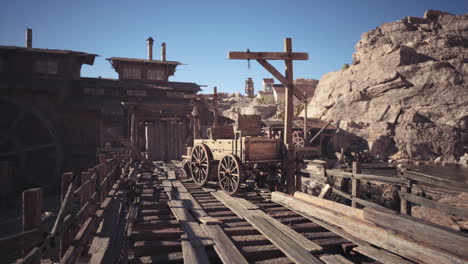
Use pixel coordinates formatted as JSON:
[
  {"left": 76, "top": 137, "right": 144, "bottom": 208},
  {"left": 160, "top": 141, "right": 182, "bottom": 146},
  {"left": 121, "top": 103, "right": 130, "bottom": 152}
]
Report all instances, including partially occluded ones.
[{"left": 229, "top": 38, "right": 309, "bottom": 193}]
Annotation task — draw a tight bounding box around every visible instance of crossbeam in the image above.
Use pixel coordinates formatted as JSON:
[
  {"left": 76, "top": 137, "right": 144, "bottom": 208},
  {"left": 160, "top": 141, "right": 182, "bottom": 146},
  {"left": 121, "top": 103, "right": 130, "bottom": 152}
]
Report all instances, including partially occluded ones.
[{"left": 229, "top": 52, "right": 308, "bottom": 60}]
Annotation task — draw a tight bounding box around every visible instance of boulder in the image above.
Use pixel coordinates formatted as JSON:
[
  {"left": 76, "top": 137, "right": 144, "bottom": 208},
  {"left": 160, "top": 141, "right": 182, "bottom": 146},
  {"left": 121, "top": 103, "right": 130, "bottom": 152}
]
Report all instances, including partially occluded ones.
[{"left": 303, "top": 10, "right": 468, "bottom": 161}]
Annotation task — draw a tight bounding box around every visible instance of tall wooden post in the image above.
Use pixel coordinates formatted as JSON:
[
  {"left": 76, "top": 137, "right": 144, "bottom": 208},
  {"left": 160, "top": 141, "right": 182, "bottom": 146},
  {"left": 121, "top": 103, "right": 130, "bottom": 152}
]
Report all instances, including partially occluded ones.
[
  {"left": 284, "top": 38, "right": 296, "bottom": 194},
  {"left": 352, "top": 162, "right": 362, "bottom": 208},
  {"left": 213, "top": 87, "right": 218, "bottom": 128},
  {"left": 303, "top": 93, "right": 307, "bottom": 140}
]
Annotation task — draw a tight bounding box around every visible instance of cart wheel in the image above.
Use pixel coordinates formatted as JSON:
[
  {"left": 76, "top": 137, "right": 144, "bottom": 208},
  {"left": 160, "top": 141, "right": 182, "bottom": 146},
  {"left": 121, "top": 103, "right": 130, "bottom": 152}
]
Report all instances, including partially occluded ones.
[
  {"left": 218, "top": 154, "right": 242, "bottom": 195},
  {"left": 293, "top": 136, "right": 305, "bottom": 148},
  {"left": 190, "top": 144, "right": 213, "bottom": 186}
]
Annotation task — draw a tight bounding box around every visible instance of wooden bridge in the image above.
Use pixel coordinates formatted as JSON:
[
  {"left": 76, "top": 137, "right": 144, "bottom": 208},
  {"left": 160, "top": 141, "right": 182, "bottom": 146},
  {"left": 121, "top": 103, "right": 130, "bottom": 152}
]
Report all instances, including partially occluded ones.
[{"left": 2, "top": 153, "right": 467, "bottom": 264}]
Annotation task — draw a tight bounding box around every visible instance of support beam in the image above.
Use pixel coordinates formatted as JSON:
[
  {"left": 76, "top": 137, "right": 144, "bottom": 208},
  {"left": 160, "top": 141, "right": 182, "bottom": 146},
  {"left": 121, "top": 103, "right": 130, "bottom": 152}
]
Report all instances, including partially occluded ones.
[
  {"left": 256, "top": 59, "right": 303, "bottom": 101},
  {"left": 229, "top": 51, "right": 308, "bottom": 60}
]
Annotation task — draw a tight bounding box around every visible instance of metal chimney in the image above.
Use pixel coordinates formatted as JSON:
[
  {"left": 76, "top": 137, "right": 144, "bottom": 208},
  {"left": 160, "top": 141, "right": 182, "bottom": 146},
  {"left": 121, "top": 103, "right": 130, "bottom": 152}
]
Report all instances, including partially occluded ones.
[
  {"left": 26, "top": 28, "right": 32, "bottom": 48},
  {"left": 147, "top": 37, "right": 154, "bottom": 60},
  {"left": 161, "top": 42, "right": 166, "bottom": 61}
]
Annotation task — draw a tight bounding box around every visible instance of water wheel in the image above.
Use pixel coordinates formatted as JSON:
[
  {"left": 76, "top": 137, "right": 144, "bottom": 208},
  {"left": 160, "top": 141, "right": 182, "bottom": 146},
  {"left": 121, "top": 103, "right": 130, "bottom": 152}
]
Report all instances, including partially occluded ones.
[
  {"left": 0, "top": 97, "right": 63, "bottom": 190},
  {"left": 190, "top": 144, "right": 213, "bottom": 186},
  {"left": 218, "top": 154, "right": 243, "bottom": 195}
]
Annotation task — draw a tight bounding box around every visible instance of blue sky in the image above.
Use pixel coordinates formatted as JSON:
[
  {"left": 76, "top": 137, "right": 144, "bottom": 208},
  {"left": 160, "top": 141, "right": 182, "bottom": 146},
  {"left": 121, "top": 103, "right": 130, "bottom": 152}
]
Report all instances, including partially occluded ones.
[{"left": 1, "top": 0, "right": 466, "bottom": 94}]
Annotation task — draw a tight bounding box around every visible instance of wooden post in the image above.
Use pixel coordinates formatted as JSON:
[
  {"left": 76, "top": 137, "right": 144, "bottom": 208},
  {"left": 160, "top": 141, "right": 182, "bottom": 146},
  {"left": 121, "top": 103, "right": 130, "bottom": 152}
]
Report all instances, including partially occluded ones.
[
  {"left": 213, "top": 86, "right": 218, "bottom": 128},
  {"left": 284, "top": 38, "right": 296, "bottom": 194},
  {"left": 303, "top": 92, "right": 307, "bottom": 140},
  {"left": 22, "top": 188, "right": 43, "bottom": 232},
  {"left": 400, "top": 178, "right": 413, "bottom": 215},
  {"left": 352, "top": 162, "right": 362, "bottom": 208}
]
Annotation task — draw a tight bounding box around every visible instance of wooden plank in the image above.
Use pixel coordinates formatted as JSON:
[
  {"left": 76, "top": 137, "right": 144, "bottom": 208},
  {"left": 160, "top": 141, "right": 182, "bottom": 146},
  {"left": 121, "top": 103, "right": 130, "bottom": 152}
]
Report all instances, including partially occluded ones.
[
  {"left": 330, "top": 188, "right": 393, "bottom": 213},
  {"left": 181, "top": 234, "right": 210, "bottom": 264},
  {"left": 228, "top": 51, "right": 309, "bottom": 60},
  {"left": 363, "top": 207, "right": 468, "bottom": 259},
  {"left": 172, "top": 180, "right": 208, "bottom": 217},
  {"left": 319, "top": 254, "right": 353, "bottom": 264},
  {"left": 168, "top": 200, "right": 213, "bottom": 247},
  {"left": 202, "top": 224, "right": 248, "bottom": 264},
  {"left": 211, "top": 190, "right": 323, "bottom": 262},
  {"left": 169, "top": 179, "right": 246, "bottom": 264},
  {"left": 403, "top": 170, "right": 468, "bottom": 192},
  {"left": 293, "top": 192, "right": 364, "bottom": 220},
  {"left": 249, "top": 214, "right": 322, "bottom": 264},
  {"left": 353, "top": 246, "right": 414, "bottom": 264},
  {"left": 398, "top": 190, "right": 468, "bottom": 217},
  {"left": 272, "top": 191, "right": 466, "bottom": 264},
  {"left": 326, "top": 169, "right": 406, "bottom": 185}
]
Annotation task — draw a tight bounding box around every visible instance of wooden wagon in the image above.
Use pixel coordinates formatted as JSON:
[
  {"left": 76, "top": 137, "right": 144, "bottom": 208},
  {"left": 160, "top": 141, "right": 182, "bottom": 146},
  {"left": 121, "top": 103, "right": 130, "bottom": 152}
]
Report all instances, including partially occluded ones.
[{"left": 183, "top": 130, "right": 284, "bottom": 195}]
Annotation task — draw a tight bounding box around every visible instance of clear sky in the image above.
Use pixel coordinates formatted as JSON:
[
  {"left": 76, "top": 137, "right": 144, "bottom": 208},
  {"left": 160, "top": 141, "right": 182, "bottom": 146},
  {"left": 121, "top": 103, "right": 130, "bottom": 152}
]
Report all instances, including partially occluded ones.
[{"left": 1, "top": 0, "right": 466, "bottom": 94}]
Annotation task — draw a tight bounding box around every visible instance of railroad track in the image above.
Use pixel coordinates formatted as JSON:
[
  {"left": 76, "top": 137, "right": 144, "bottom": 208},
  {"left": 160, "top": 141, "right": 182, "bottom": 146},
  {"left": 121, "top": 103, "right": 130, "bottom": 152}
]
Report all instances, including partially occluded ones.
[{"left": 126, "top": 162, "right": 383, "bottom": 264}]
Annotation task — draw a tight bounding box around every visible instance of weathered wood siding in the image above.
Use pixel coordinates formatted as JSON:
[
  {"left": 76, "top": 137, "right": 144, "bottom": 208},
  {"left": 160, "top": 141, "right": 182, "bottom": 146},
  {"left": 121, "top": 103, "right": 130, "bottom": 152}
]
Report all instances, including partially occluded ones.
[{"left": 146, "top": 120, "right": 188, "bottom": 161}]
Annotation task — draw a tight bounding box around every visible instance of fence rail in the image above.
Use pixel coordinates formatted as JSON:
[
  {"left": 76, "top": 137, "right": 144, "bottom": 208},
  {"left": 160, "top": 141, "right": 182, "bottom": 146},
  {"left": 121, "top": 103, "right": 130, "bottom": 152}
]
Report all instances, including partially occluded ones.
[
  {"left": 301, "top": 160, "right": 468, "bottom": 218},
  {"left": 0, "top": 152, "right": 133, "bottom": 264}
]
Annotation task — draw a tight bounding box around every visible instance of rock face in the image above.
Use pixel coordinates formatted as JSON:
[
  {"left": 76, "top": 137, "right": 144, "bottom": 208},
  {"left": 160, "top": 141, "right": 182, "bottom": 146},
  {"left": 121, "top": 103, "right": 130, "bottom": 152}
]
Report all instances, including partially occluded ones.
[{"left": 305, "top": 10, "right": 468, "bottom": 161}]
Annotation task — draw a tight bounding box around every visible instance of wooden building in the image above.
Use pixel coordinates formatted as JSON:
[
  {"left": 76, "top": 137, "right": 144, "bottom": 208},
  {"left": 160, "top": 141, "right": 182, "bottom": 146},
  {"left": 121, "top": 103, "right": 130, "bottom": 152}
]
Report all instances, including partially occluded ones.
[{"left": 0, "top": 29, "right": 200, "bottom": 192}]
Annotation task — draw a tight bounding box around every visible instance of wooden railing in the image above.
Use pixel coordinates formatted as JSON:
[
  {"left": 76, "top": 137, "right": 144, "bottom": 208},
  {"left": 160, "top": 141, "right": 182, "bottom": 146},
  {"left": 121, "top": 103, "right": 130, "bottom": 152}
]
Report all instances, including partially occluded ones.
[
  {"left": 0, "top": 152, "right": 133, "bottom": 264},
  {"left": 301, "top": 160, "right": 468, "bottom": 217}
]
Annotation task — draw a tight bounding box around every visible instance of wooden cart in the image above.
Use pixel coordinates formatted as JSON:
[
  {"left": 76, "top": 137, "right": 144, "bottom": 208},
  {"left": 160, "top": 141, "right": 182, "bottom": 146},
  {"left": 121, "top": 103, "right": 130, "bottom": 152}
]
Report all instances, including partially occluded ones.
[{"left": 184, "top": 132, "right": 284, "bottom": 195}]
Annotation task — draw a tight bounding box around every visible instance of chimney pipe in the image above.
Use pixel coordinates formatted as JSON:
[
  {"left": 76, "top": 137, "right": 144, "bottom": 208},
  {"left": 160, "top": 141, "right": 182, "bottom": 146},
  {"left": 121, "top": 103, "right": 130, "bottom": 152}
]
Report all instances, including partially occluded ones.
[
  {"left": 26, "top": 28, "right": 32, "bottom": 48},
  {"left": 161, "top": 42, "right": 166, "bottom": 61},
  {"left": 147, "top": 37, "right": 154, "bottom": 60}
]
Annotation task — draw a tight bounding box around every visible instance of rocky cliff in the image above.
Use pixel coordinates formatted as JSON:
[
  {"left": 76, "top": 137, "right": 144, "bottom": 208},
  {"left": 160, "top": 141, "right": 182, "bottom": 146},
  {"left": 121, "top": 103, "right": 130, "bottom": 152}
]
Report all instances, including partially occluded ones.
[{"left": 304, "top": 10, "right": 468, "bottom": 162}]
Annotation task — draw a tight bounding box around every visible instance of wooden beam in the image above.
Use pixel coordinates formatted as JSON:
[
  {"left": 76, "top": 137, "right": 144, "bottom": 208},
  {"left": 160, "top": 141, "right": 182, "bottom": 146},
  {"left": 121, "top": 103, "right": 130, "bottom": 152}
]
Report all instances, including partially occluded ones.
[
  {"left": 256, "top": 59, "right": 304, "bottom": 101},
  {"left": 272, "top": 192, "right": 466, "bottom": 264},
  {"left": 229, "top": 51, "right": 308, "bottom": 60},
  {"left": 363, "top": 207, "right": 468, "bottom": 259},
  {"left": 256, "top": 59, "right": 291, "bottom": 86},
  {"left": 398, "top": 190, "right": 468, "bottom": 217}
]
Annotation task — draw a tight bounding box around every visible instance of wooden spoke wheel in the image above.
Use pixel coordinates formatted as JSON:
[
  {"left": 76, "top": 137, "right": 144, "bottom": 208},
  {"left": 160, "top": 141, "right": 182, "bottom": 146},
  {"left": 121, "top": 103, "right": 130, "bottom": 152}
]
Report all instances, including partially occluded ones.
[
  {"left": 218, "top": 154, "right": 243, "bottom": 195},
  {"left": 293, "top": 136, "right": 305, "bottom": 148},
  {"left": 0, "top": 97, "right": 63, "bottom": 190},
  {"left": 190, "top": 144, "right": 213, "bottom": 186},
  {"left": 292, "top": 131, "right": 302, "bottom": 139}
]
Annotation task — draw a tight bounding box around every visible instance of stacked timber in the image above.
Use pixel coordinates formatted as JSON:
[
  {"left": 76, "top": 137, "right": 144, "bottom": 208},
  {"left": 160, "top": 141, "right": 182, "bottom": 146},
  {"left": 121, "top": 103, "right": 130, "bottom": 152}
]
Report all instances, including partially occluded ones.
[{"left": 272, "top": 191, "right": 468, "bottom": 264}]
